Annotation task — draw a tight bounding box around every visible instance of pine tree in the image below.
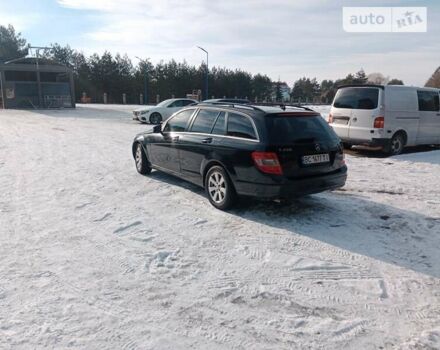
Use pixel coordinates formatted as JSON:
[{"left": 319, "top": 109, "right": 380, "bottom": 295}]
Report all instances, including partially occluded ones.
[
  {"left": 0, "top": 24, "right": 28, "bottom": 62},
  {"left": 354, "top": 69, "right": 368, "bottom": 84},
  {"left": 275, "top": 80, "right": 283, "bottom": 101}
]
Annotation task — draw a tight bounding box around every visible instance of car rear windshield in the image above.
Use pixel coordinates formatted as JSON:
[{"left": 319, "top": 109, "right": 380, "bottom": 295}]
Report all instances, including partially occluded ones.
[
  {"left": 333, "top": 87, "right": 379, "bottom": 109},
  {"left": 265, "top": 115, "right": 338, "bottom": 144}
]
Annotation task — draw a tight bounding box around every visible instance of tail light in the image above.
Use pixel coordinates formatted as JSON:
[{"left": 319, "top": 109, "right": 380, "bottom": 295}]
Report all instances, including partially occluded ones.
[
  {"left": 336, "top": 146, "right": 346, "bottom": 166},
  {"left": 374, "top": 116, "right": 384, "bottom": 129},
  {"left": 251, "top": 152, "right": 283, "bottom": 175},
  {"left": 339, "top": 152, "right": 346, "bottom": 166},
  {"left": 328, "top": 113, "right": 334, "bottom": 123}
]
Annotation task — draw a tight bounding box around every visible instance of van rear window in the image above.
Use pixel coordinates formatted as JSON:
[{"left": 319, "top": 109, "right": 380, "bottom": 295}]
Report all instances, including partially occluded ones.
[
  {"left": 265, "top": 115, "right": 338, "bottom": 144},
  {"left": 333, "top": 87, "right": 379, "bottom": 110}
]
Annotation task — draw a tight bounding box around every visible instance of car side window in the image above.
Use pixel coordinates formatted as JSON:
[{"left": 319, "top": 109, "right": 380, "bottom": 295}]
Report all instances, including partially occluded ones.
[
  {"left": 227, "top": 113, "right": 256, "bottom": 140},
  {"left": 417, "top": 90, "right": 440, "bottom": 111},
  {"left": 190, "top": 109, "right": 219, "bottom": 133},
  {"left": 168, "top": 100, "right": 183, "bottom": 108},
  {"left": 163, "top": 109, "right": 194, "bottom": 132},
  {"left": 211, "top": 112, "right": 226, "bottom": 135},
  {"left": 182, "top": 100, "right": 195, "bottom": 106}
]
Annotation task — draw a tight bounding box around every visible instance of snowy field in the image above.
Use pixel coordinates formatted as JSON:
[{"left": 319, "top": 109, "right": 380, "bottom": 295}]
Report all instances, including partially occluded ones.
[{"left": 1, "top": 104, "right": 440, "bottom": 349}]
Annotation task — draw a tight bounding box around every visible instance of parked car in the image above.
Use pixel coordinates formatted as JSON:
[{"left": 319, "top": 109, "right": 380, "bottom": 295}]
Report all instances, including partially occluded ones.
[
  {"left": 132, "top": 98, "right": 198, "bottom": 124},
  {"left": 132, "top": 103, "right": 347, "bottom": 210},
  {"left": 328, "top": 84, "right": 440, "bottom": 155},
  {"left": 203, "top": 98, "right": 251, "bottom": 104}
]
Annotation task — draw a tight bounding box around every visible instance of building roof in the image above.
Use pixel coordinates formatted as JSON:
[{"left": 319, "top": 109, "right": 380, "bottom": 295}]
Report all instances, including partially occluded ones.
[
  {"left": 4, "top": 57, "right": 66, "bottom": 66},
  {"left": 0, "top": 57, "right": 72, "bottom": 73}
]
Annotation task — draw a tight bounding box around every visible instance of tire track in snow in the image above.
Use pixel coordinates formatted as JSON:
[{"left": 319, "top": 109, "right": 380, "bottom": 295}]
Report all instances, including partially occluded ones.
[{"left": 113, "top": 221, "right": 142, "bottom": 234}]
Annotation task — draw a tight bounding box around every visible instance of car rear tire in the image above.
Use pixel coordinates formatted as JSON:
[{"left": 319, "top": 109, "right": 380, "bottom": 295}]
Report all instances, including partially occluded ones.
[
  {"left": 149, "top": 113, "right": 162, "bottom": 124},
  {"left": 385, "top": 133, "right": 405, "bottom": 156},
  {"left": 205, "top": 166, "right": 236, "bottom": 210},
  {"left": 135, "top": 143, "right": 151, "bottom": 175}
]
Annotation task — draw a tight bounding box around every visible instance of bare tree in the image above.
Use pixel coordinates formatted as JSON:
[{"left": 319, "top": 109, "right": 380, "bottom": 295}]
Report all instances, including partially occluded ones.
[{"left": 367, "top": 72, "right": 389, "bottom": 85}]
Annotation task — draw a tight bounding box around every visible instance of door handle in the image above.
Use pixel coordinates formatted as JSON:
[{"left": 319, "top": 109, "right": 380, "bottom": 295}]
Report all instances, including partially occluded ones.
[
  {"left": 172, "top": 136, "right": 179, "bottom": 142},
  {"left": 201, "top": 137, "right": 213, "bottom": 144},
  {"left": 437, "top": 113, "right": 440, "bottom": 116}
]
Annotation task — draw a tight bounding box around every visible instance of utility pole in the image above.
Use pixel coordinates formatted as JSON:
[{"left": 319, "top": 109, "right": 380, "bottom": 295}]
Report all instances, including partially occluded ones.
[
  {"left": 29, "top": 46, "right": 52, "bottom": 108},
  {"left": 197, "top": 46, "right": 208, "bottom": 100}
]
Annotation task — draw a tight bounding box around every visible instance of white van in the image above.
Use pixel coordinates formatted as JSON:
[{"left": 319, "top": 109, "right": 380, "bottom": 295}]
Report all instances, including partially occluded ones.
[{"left": 328, "top": 84, "right": 440, "bottom": 155}]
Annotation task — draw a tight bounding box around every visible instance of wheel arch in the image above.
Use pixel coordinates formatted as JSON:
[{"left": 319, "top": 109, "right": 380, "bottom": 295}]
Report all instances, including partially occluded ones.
[
  {"left": 201, "top": 159, "right": 234, "bottom": 188},
  {"left": 393, "top": 129, "right": 408, "bottom": 145},
  {"left": 132, "top": 138, "right": 146, "bottom": 158}
]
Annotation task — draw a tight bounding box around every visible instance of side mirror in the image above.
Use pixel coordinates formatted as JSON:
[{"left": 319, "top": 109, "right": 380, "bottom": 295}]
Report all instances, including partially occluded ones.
[{"left": 153, "top": 124, "right": 162, "bottom": 133}]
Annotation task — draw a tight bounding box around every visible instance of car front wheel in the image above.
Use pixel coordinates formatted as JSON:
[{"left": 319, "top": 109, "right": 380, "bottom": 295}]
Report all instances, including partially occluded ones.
[
  {"left": 149, "top": 112, "right": 162, "bottom": 124},
  {"left": 135, "top": 143, "right": 151, "bottom": 175},
  {"left": 205, "top": 166, "right": 236, "bottom": 210}
]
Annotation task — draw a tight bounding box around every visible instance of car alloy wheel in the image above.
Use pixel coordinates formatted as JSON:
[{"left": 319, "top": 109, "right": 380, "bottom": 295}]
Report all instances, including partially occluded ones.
[
  {"left": 135, "top": 144, "right": 143, "bottom": 172},
  {"left": 208, "top": 171, "right": 226, "bottom": 204},
  {"left": 134, "top": 143, "right": 151, "bottom": 175},
  {"left": 205, "top": 166, "right": 237, "bottom": 210},
  {"left": 149, "top": 113, "right": 162, "bottom": 124}
]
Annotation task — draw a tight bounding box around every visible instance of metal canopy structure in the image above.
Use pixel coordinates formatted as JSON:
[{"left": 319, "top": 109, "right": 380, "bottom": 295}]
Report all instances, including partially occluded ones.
[{"left": 0, "top": 57, "right": 75, "bottom": 109}]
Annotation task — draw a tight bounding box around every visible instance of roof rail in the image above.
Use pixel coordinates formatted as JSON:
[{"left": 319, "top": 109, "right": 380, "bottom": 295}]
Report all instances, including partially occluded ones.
[
  {"left": 196, "top": 101, "right": 265, "bottom": 112},
  {"left": 337, "top": 84, "right": 385, "bottom": 90},
  {"left": 196, "top": 101, "right": 318, "bottom": 113},
  {"left": 254, "top": 102, "right": 314, "bottom": 111}
]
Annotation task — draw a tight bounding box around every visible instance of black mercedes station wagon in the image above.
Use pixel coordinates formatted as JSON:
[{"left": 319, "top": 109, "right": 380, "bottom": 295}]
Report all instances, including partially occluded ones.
[{"left": 132, "top": 103, "right": 347, "bottom": 210}]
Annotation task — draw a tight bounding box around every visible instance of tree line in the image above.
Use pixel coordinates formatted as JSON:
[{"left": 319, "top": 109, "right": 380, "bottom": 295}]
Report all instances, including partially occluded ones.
[
  {"left": 43, "top": 44, "right": 275, "bottom": 104},
  {"left": 2, "top": 24, "right": 433, "bottom": 106},
  {"left": 291, "top": 70, "right": 405, "bottom": 104}
]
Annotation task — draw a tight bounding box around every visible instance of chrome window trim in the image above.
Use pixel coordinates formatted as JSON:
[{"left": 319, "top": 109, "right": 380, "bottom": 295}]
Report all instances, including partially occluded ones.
[
  {"left": 162, "top": 106, "right": 260, "bottom": 142},
  {"left": 177, "top": 131, "right": 261, "bottom": 143}
]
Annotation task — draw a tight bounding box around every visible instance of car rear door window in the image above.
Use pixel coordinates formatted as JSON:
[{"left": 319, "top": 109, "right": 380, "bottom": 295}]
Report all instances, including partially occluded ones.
[
  {"left": 190, "top": 109, "right": 220, "bottom": 133},
  {"left": 163, "top": 109, "right": 194, "bottom": 132},
  {"left": 227, "top": 113, "right": 256, "bottom": 140},
  {"left": 333, "top": 87, "right": 379, "bottom": 109},
  {"left": 211, "top": 112, "right": 226, "bottom": 135},
  {"left": 417, "top": 90, "right": 440, "bottom": 111}
]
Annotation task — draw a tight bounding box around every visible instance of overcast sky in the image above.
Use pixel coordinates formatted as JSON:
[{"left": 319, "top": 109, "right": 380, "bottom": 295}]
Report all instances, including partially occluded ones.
[{"left": 1, "top": 0, "right": 439, "bottom": 86}]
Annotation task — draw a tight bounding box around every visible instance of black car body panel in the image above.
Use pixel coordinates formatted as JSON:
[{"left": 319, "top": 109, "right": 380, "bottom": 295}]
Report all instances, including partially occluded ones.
[{"left": 133, "top": 104, "right": 347, "bottom": 200}]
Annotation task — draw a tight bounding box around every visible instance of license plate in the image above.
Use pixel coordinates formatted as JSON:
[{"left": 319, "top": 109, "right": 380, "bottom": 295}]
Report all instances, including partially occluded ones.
[{"left": 302, "top": 154, "right": 330, "bottom": 165}]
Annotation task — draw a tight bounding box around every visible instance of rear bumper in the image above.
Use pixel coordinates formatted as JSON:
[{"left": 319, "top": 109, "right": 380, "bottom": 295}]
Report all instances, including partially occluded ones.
[{"left": 235, "top": 166, "right": 348, "bottom": 199}]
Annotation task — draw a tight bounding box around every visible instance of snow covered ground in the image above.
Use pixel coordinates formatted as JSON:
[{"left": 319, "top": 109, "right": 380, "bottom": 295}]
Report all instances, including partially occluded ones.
[{"left": 0, "top": 104, "right": 439, "bottom": 349}]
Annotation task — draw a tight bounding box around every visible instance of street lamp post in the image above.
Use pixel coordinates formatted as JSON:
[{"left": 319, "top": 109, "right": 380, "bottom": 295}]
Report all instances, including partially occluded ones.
[
  {"left": 135, "top": 56, "right": 149, "bottom": 105},
  {"left": 197, "top": 46, "right": 208, "bottom": 100}
]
